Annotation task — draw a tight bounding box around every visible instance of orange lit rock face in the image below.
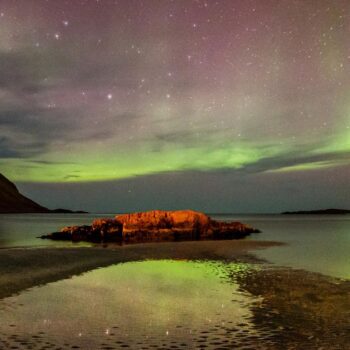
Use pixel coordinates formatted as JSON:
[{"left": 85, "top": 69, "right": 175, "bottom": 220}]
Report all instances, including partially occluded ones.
[
  {"left": 116, "top": 210, "right": 212, "bottom": 242},
  {"left": 41, "top": 210, "right": 260, "bottom": 243}
]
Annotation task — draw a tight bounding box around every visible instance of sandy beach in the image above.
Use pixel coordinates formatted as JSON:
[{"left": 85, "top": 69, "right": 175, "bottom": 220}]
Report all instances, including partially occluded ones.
[{"left": 0, "top": 240, "right": 349, "bottom": 349}]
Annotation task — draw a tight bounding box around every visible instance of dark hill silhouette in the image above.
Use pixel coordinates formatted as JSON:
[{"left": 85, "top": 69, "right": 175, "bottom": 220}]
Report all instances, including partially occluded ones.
[
  {"left": 0, "top": 173, "right": 49, "bottom": 213},
  {"left": 0, "top": 173, "right": 87, "bottom": 213}
]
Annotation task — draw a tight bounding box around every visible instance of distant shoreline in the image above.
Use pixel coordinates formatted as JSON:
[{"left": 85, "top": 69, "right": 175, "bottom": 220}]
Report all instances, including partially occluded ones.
[{"left": 282, "top": 209, "right": 350, "bottom": 215}]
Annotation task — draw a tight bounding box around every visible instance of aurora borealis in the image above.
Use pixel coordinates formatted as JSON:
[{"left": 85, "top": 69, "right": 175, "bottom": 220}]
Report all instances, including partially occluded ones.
[{"left": 0, "top": 0, "right": 349, "bottom": 212}]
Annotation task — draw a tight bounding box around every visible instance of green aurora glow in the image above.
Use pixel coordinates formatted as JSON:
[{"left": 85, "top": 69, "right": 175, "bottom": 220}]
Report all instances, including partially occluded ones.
[{"left": 0, "top": 0, "right": 349, "bottom": 190}]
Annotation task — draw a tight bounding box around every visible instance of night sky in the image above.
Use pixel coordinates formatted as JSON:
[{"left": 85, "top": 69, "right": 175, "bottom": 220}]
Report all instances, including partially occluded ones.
[{"left": 1, "top": 0, "right": 349, "bottom": 213}]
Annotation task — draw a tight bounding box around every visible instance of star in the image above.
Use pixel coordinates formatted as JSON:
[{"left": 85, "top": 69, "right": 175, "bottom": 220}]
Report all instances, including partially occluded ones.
[{"left": 1, "top": 0, "right": 349, "bottom": 211}]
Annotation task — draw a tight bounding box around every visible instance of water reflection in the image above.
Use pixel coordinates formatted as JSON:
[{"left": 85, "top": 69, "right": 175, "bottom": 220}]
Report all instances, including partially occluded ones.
[
  {"left": 0, "top": 260, "right": 261, "bottom": 349},
  {"left": 2, "top": 213, "right": 350, "bottom": 280}
]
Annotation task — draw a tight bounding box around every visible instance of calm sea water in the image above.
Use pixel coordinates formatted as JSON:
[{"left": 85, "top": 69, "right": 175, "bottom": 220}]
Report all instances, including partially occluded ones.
[
  {"left": 214, "top": 214, "right": 350, "bottom": 280},
  {"left": 0, "top": 213, "right": 349, "bottom": 279}
]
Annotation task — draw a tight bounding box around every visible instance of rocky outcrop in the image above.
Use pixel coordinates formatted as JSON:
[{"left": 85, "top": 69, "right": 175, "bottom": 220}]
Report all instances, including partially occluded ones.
[{"left": 41, "top": 210, "right": 260, "bottom": 243}]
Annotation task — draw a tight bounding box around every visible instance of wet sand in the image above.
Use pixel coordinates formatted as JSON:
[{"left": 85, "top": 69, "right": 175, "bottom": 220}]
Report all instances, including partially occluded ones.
[
  {"left": 0, "top": 240, "right": 280, "bottom": 299},
  {"left": 1, "top": 240, "right": 350, "bottom": 349},
  {"left": 234, "top": 267, "right": 350, "bottom": 349}
]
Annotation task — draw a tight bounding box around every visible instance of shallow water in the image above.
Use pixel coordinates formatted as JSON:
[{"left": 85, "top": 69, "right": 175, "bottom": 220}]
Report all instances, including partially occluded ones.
[
  {"left": 0, "top": 213, "right": 349, "bottom": 279},
  {"left": 0, "top": 213, "right": 106, "bottom": 248},
  {"left": 215, "top": 214, "right": 350, "bottom": 280},
  {"left": 0, "top": 260, "right": 264, "bottom": 350}
]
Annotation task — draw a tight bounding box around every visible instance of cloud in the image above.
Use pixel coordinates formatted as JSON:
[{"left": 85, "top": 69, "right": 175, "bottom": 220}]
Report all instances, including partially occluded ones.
[
  {"left": 0, "top": 137, "right": 23, "bottom": 158},
  {"left": 0, "top": 0, "right": 349, "bottom": 187},
  {"left": 235, "top": 147, "right": 350, "bottom": 174}
]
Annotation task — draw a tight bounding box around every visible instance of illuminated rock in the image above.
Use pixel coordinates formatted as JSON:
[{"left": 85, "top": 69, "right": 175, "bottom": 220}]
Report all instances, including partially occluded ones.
[{"left": 41, "top": 210, "right": 260, "bottom": 243}]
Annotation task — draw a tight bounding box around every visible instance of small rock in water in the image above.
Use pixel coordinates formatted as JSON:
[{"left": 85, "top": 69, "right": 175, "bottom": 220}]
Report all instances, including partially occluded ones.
[{"left": 40, "top": 209, "right": 260, "bottom": 243}]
